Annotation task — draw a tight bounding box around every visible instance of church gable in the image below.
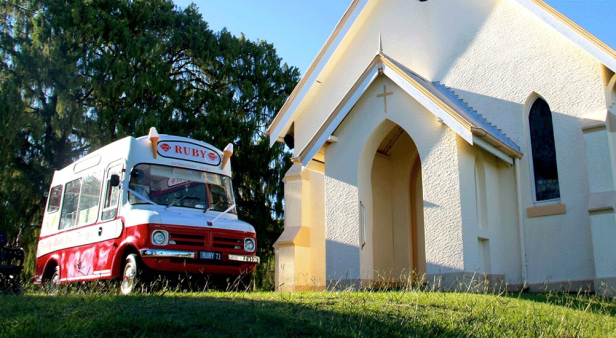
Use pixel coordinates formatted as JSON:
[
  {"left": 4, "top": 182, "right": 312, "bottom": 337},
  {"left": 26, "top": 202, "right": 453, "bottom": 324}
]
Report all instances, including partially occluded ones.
[
  {"left": 269, "top": 0, "right": 616, "bottom": 158},
  {"left": 271, "top": 0, "right": 616, "bottom": 293},
  {"left": 296, "top": 53, "right": 522, "bottom": 167}
]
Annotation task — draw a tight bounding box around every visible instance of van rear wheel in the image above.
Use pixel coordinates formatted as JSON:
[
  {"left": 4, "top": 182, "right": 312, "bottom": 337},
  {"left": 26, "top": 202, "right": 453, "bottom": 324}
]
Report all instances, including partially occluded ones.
[
  {"left": 120, "top": 254, "right": 140, "bottom": 295},
  {"left": 47, "top": 266, "right": 60, "bottom": 294}
]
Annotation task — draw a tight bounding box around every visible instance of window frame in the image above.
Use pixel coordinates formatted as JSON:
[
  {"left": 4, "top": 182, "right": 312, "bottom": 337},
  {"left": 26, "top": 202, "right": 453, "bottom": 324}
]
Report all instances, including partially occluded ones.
[
  {"left": 58, "top": 169, "right": 105, "bottom": 231},
  {"left": 45, "top": 185, "right": 63, "bottom": 214},
  {"left": 526, "top": 96, "right": 561, "bottom": 204},
  {"left": 100, "top": 162, "right": 124, "bottom": 222}
]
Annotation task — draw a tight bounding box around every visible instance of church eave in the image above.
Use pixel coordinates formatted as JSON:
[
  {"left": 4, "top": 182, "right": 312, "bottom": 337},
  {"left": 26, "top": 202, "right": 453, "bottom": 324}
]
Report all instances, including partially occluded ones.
[
  {"left": 267, "top": 0, "right": 371, "bottom": 146},
  {"left": 515, "top": 0, "right": 616, "bottom": 72},
  {"left": 295, "top": 56, "right": 383, "bottom": 166},
  {"left": 471, "top": 128, "right": 523, "bottom": 160},
  {"left": 295, "top": 53, "right": 522, "bottom": 166}
]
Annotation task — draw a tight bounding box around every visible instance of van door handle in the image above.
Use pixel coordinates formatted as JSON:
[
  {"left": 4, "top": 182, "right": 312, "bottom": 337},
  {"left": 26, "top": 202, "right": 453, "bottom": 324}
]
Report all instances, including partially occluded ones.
[{"left": 98, "top": 227, "right": 103, "bottom": 236}]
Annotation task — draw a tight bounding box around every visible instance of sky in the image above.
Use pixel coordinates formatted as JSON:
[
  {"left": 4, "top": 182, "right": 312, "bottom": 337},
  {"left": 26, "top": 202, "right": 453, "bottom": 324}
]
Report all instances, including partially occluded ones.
[{"left": 172, "top": 0, "right": 616, "bottom": 75}]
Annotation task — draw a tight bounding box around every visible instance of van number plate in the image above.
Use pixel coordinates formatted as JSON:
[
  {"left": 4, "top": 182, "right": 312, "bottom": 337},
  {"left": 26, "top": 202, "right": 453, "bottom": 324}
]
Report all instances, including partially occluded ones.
[{"left": 200, "top": 251, "right": 222, "bottom": 261}]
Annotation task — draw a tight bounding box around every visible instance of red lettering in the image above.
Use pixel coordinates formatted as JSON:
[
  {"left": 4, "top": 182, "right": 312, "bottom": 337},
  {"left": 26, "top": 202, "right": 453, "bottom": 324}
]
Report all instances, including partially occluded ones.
[
  {"left": 175, "top": 145, "right": 182, "bottom": 154},
  {"left": 199, "top": 149, "right": 207, "bottom": 159},
  {"left": 192, "top": 149, "right": 199, "bottom": 157},
  {"left": 183, "top": 146, "right": 190, "bottom": 155}
]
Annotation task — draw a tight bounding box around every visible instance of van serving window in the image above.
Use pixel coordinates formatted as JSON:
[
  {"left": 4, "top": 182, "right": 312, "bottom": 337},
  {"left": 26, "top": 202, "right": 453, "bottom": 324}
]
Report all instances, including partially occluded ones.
[
  {"left": 59, "top": 172, "right": 102, "bottom": 230},
  {"left": 60, "top": 179, "right": 81, "bottom": 230}
]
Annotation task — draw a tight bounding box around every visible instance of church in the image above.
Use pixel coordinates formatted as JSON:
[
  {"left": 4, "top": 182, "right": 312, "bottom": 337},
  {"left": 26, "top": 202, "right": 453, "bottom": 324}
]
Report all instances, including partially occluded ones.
[{"left": 267, "top": 0, "right": 616, "bottom": 294}]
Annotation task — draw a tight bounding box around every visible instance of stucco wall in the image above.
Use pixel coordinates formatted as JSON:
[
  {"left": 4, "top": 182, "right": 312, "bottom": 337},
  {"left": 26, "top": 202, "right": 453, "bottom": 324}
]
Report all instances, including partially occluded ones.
[
  {"left": 291, "top": 0, "right": 606, "bottom": 286},
  {"left": 436, "top": 0, "right": 602, "bottom": 285},
  {"left": 325, "top": 76, "right": 466, "bottom": 282},
  {"left": 458, "top": 139, "right": 523, "bottom": 286},
  {"left": 370, "top": 132, "right": 415, "bottom": 281}
]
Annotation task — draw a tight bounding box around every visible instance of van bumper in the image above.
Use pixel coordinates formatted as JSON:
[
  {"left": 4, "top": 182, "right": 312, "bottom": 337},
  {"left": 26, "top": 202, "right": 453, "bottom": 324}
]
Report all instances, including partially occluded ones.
[
  {"left": 139, "top": 248, "right": 259, "bottom": 275},
  {"left": 140, "top": 249, "right": 195, "bottom": 259}
]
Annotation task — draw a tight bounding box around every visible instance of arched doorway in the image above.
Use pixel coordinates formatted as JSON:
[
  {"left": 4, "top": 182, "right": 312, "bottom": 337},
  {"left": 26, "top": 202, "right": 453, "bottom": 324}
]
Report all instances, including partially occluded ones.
[{"left": 370, "top": 125, "right": 426, "bottom": 284}]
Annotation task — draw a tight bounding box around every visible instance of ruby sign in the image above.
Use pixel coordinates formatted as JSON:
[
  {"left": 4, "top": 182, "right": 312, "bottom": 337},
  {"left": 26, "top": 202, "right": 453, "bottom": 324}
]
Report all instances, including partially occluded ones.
[{"left": 157, "top": 140, "right": 221, "bottom": 166}]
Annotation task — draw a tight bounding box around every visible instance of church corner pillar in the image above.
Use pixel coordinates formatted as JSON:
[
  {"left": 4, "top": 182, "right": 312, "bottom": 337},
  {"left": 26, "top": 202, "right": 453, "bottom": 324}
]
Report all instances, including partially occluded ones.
[
  {"left": 582, "top": 111, "right": 616, "bottom": 296},
  {"left": 274, "top": 163, "right": 325, "bottom": 292}
]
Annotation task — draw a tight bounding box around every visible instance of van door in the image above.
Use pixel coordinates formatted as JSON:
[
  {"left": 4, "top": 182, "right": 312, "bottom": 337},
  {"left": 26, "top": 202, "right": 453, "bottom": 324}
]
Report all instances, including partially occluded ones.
[{"left": 93, "top": 161, "right": 125, "bottom": 277}]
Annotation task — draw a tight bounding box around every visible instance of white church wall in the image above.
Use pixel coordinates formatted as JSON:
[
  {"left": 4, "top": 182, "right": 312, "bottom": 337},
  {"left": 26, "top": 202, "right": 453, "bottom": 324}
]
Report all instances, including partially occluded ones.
[
  {"left": 370, "top": 154, "right": 394, "bottom": 278},
  {"left": 435, "top": 1, "right": 602, "bottom": 287},
  {"left": 286, "top": 0, "right": 608, "bottom": 288},
  {"left": 457, "top": 137, "right": 523, "bottom": 288},
  {"left": 324, "top": 76, "right": 466, "bottom": 285},
  {"left": 324, "top": 175, "right": 361, "bottom": 284},
  {"left": 291, "top": 4, "right": 379, "bottom": 155},
  {"left": 388, "top": 134, "right": 414, "bottom": 280},
  {"left": 306, "top": 167, "right": 327, "bottom": 288},
  {"left": 291, "top": 0, "right": 497, "bottom": 155},
  {"left": 495, "top": 160, "right": 524, "bottom": 285}
]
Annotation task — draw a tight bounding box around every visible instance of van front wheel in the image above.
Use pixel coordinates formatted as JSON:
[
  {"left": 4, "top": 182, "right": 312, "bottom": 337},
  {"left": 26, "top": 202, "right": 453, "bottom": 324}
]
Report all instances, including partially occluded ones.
[{"left": 120, "top": 254, "right": 140, "bottom": 295}]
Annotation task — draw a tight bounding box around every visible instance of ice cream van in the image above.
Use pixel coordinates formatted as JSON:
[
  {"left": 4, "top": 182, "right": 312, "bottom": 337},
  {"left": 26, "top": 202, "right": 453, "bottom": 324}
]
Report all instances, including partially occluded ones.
[{"left": 33, "top": 128, "right": 259, "bottom": 294}]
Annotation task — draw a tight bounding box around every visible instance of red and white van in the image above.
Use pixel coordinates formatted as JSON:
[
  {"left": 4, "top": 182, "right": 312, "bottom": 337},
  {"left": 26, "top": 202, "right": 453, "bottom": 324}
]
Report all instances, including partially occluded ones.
[{"left": 33, "top": 128, "right": 259, "bottom": 294}]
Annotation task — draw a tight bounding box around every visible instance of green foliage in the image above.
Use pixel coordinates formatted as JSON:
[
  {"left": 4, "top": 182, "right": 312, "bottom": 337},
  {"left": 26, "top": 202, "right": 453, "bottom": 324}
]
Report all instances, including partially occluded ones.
[
  {"left": 0, "top": 0, "right": 299, "bottom": 285},
  {"left": 1, "top": 290, "right": 615, "bottom": 337}
]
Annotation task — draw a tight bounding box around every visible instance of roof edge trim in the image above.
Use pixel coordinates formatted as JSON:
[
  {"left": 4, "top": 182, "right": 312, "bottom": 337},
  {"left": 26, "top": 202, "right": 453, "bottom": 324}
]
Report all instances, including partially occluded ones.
[
  {"left": 515, "top": 0, "right": 616, "bottom": 72},
  {"left": 473, "top": 136, "right": 514, "bottom": 165},
  {"left": 267, "top": 0, "right": 370, "bottom": 147},
  {"left": 298, "top": 57, "right": 382, "bottom": 166},
  {"left": 295, "top": 54, "right": 522, "bottom": 166}
]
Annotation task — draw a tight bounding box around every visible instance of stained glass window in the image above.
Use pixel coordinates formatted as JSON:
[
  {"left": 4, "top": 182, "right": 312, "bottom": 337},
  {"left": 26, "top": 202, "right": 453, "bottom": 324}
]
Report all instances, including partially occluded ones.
[{"left": 529, "top": 98, "right": 560, "bottom": 201}]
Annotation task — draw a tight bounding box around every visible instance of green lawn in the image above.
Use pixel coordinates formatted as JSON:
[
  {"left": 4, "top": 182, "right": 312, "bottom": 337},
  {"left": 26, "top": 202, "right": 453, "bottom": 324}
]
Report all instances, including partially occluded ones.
[{"left": 1, "top": 288, "right": 615, "bottom": 337}]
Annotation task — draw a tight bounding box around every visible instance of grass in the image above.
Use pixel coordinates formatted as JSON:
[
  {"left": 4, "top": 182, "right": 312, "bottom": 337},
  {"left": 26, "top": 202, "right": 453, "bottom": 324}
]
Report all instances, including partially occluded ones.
[{"left": 1, "top": 283, "right": 616, "bottom": 338}]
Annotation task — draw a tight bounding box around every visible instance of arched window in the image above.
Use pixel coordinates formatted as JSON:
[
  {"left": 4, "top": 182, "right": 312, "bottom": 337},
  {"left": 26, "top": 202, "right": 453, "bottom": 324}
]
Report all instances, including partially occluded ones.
[{"left": 529, "top": 98, "right": 560, "bottom": 201}]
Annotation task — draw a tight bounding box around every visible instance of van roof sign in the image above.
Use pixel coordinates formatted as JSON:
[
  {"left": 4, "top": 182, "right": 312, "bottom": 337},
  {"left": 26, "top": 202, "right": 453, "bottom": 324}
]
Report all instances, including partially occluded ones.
[{"left": 157, "top": 140, "right": 221, "bottom": 166}]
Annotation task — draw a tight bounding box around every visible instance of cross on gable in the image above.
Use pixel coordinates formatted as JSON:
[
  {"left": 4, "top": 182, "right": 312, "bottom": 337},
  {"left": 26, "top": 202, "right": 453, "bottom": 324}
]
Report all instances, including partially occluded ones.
[{"left": 377, "top": 85, "right": 393, "bottom": 113}]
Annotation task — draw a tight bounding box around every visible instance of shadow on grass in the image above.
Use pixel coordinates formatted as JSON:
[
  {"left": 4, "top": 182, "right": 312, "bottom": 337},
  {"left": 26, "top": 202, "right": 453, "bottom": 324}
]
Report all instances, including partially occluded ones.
[
  {"left": 2, "top": 280, "right": 615, "bottom": 338},
  {"left": 0, "top": 293, "right": 462, "bottom": 338},
  {"left": 509, "top": 291, "right": 616, "bottom": 316}
]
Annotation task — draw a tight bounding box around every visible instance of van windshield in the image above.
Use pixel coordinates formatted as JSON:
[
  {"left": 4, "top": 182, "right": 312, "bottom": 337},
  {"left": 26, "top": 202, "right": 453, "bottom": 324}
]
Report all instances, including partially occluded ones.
[{"left": 128, "top": 164, "right": 236, "bottom": 213}]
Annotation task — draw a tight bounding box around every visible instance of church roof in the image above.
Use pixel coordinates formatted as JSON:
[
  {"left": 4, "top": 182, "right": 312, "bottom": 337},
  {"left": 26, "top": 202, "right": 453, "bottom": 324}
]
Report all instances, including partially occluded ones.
[
  {"left": 384, "top": 55, "right": 521, "bottom": 154},
  {"left": 293, "top": 53, "right": 523, "bottom": 166},
  {"left": 267, "top": 0, "right": 616, "bottom": 152}
]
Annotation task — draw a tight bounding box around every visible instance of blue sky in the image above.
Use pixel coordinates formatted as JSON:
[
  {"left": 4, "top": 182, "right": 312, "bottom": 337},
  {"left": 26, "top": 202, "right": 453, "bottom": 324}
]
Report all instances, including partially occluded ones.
[{"left": 173, "top": 1, "right": 616, "bottom": 74}]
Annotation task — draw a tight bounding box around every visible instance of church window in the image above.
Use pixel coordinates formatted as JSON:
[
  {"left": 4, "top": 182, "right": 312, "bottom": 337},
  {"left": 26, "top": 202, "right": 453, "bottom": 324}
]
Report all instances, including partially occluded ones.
[{"left": 528, "top": 98, "right": 560, "bottom": 201}]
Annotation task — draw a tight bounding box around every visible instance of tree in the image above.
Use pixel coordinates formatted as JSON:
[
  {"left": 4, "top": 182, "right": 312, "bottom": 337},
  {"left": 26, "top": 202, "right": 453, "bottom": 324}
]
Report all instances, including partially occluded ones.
[{"left": 0, "top": 0, "right": 299, "bottom": 286}]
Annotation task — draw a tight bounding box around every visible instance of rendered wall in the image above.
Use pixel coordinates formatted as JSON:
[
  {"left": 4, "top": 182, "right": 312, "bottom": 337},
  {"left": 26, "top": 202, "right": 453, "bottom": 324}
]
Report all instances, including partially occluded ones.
[
  {"left": 324, "top": 76, "right": 465, "bottom": 285},
  {"left": 458, "top": 139, "right": 523, "bottom": 287},
  {"left": 274, "top": 164, "right": 326, "bottom": 291},
  {"left": 370, "top": 132, "right": 416, "bottom": 282},
  {"left": 291, "top": 0, "right": 605, "bottom": 288}
]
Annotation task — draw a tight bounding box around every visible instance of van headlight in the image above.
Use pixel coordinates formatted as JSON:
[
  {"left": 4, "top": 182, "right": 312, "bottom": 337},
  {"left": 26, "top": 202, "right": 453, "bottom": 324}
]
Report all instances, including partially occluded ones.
[
  {"left": 152, "top": 230, "right": 169, "bottom": 246},
  {"left": 244, "top": 238, "right": 255, "bottom": 252}
]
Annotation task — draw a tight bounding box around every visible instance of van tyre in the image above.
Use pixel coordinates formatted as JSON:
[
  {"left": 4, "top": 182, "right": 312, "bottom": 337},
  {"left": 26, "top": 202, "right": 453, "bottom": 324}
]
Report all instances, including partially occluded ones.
[
  {"left": 120, "top": 254, "right": 140, "bottom": 295},
  {"left": 47, "top": 266, "right": 60, "bottom": 294}
]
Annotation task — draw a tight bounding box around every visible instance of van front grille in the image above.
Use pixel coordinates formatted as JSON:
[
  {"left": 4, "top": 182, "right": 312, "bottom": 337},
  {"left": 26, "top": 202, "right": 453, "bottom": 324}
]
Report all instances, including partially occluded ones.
[
  {"left": 213, "top": 236, "right": 243, "bottom": 250},
  {"left": 170, "top": 233, "right": 205, "bottom": 247}
]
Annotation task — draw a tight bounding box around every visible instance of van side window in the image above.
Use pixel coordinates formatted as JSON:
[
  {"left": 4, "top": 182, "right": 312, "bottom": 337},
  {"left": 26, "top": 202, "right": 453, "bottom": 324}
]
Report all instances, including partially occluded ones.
[
  {"left": 59, "top": 172, "right": 102, "bottom": 230},
  {"left": 60, "top": 179, "right": 82, "bottom": 229},
  {"left": 101, "top": 166, "right": 122, "bottom": 221},
  {"left": 77, "top": 173, "right": 102, "bottom": 226},
  {"left": 46, "top": 185, "right": 63, "bottom": 213}
]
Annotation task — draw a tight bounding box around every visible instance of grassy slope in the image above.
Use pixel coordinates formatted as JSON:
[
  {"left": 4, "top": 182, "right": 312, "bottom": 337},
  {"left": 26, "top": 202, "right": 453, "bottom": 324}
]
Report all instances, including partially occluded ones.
[{"left": 1, "top": 290, "right": 615, "bottom": 338}]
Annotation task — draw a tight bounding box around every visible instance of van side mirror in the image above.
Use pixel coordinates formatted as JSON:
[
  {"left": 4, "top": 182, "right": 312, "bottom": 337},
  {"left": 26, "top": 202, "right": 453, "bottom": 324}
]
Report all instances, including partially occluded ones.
[{"left": 109, "top": 174, "right": 120, "bottom": 187}]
